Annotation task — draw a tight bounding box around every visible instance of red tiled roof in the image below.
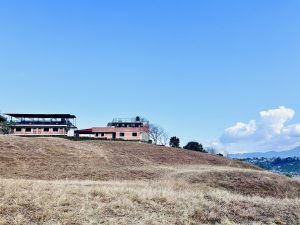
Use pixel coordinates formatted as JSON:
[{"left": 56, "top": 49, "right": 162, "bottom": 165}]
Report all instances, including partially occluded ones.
[{"left": 75, "top": 128, "right": 93, "bottom": 134}]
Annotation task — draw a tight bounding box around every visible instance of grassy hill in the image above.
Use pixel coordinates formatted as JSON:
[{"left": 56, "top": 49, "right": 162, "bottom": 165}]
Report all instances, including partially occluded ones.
[{"left": 0, "top": 135, "right": 299, "bottom": 224}]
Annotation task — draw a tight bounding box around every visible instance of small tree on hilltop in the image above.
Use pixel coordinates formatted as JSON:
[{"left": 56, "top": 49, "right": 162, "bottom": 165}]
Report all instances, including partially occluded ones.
[
  {"left": 0, "top": 114, "right": 6, "bottom": 123},
  {"left": 183, "top": 141, "right": 207, "bottom": 153},
  {"left": 169, "top": 136, "right": 180, "bottom": 148},
  {"left": 0, "top": 115, "right": 10, "bottom": 134},
  {"left": 207, "top": 147, "right": 217, "bottom": 154},
  {"left": 159, "top": 131, "right": 169, "bottom": 146},
  {"left": 148, "top": 124, "right": 167, "bottom": 145}
]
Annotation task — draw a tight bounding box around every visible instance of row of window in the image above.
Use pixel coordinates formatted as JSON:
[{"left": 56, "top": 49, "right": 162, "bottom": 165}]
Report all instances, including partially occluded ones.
[
  {"left": 15, "top": 128, "right": 61, "bottom": 132},
  {"left": 95, "top": 132, "right": 138, "bottom": 137},
  {"left": 119, "top": 132, "right": 138, "bottom": 137}
]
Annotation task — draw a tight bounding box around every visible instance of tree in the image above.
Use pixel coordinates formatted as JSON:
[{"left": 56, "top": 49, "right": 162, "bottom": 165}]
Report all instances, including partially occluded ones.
[
  {"left": 207, "top": 147, "right": 217, "bottom": 154},
  {"left": 183, "top": 141, "right": 207, "bottom": 153},
  {"left": 0, "top": 114, "right": 5, "bottom": 123},
  {"left": 159, "top": 131, "right": 169, "bottom": 146},
  {"left": 148, "top": 124, "right": 167, "bottom": 145},
  {"left": 169, "top": 136, "right": 180, "bottom": 148},
  {"left": 0, "top": 122, "right": 10, "bottom": 134},
  {"left": 0, "top": 117, "right": 10, "bottom": 134},
  {"left": 223, "top": 150, "right": 229, "bottom": 158}
]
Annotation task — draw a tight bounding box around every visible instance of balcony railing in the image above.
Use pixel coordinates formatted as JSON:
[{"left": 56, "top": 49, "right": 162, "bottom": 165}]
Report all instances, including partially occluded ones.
[
  {"left": 111, "top": 117, "right": 148, "bottom": 123},
  {"left": 13, "top": 121, "right": 72, "bottom": 126}
]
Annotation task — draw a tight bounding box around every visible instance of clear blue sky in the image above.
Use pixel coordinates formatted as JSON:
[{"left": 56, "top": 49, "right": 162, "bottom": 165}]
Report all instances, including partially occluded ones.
[{"left": 1, "top": 0, "right": 300, "bottom": 152}]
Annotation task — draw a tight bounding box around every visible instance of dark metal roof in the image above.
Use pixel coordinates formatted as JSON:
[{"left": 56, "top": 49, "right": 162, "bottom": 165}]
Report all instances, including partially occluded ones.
[{"left": 5, "top": 113, "right": 76, "bottom": 119}]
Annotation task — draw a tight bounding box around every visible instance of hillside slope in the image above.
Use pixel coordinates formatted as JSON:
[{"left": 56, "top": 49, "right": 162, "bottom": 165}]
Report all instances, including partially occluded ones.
[
  {"left": 0, "top": 135, "right": 299, "bottom": 225},
  {"left": 0, "top": 135, "right": 256, "bottom": 180}
]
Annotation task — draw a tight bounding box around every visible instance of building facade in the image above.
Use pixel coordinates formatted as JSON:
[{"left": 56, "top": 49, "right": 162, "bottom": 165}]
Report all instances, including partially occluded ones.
[
  {"left": 5, "top": 113, "right": 77, "bottom": 136},
  {"left": 75, "top": 116, "right": 149, "bottom": 142}
]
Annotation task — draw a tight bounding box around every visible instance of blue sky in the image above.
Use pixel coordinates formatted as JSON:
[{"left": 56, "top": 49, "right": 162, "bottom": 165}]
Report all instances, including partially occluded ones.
[{"left": 1, "top": 0, "right": 300, "bottom": 153}]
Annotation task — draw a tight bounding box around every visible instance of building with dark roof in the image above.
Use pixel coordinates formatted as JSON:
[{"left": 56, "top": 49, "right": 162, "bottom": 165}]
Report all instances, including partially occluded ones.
[{"left": 5, "top": 113, "right": 77, "bottom": 136}]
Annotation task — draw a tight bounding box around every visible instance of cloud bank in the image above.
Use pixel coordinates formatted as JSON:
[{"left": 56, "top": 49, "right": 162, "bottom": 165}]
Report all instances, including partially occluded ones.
[{"left": 216, "top": 106, "right": 300, "bottom": 153}]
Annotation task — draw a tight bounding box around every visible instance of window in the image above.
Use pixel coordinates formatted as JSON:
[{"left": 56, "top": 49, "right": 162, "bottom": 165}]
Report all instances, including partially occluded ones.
[
  {"left": 44, "top": 128, "right": 49, "bottom": 132},
  {"left": 16, "top": 128, "right": 22, "bottom": 132},
  {"left": 95, "top": 133, "right": 99, "bottom": 137},
  {"left": 101, "top": 133, "right": 105, "bottom": 137},
  {"left": 120, "top": 132, "right": 125, "bottom": 137},
  {"left": 25, "top": 128, "right": 31, "bottom": 132},
  {"left": 53, "top": 128, "right": 59, "bottom": 132},
  {"left": 132, "top": 132, "right": 138, "bottom": 137}
]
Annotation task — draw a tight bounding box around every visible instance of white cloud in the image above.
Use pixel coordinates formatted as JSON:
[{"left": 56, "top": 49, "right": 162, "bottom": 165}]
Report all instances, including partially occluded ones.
[
  {"left": 259, "top": 106, "right": 294, "bottom": 135},
  {"left": 282, "top": 124, "right": 300, "bottom": 137},
  {"left": 216, "top": 106, "right": 300, "bottom": 153},
  {"left": 221, "top": 120, "right": 256, "bottom": 143}
]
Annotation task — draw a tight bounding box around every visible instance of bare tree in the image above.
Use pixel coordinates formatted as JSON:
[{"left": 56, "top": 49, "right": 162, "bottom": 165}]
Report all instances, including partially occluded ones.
[
  {"left": 207, "top": 147, "right": 217, "bottom": 154},
  {"left": 223, "top": 150, "right": 229, "bottom": 158},
  {"left": 148, "top": 124, "right": 167, "bottom": 145},
  {"left": 159, "top": 131, "right": 169, "bottom": 146}
]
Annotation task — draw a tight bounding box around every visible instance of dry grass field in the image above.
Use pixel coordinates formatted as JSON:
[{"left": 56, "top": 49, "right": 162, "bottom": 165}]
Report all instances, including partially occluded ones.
[{"left": 0, "top": 136, "right": 299, "bottom": 225}]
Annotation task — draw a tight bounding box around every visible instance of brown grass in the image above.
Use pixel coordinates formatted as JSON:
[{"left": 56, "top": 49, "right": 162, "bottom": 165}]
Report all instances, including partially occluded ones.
[
  {"left": 0, "top": 178, "right": 299, "bottom": 225},
  {"left": 0, "top": 136, "right": 299, "bottom": 225},
  {"left": 173, "top": 168, "right": 300, "bottom": 198},
  {"left": 0, "top": 136, "right": 257, "bottom": 181}
]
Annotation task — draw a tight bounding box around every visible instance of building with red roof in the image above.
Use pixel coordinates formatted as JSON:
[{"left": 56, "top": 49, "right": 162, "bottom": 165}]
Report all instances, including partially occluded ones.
[{"left": 75, "top": 116, "right": 149, "bottom": 142}]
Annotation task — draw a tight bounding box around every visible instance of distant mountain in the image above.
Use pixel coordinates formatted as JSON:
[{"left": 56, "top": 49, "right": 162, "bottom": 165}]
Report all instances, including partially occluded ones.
[{"left": 228, "top": 147, "right": 300, "bottom": 159}]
